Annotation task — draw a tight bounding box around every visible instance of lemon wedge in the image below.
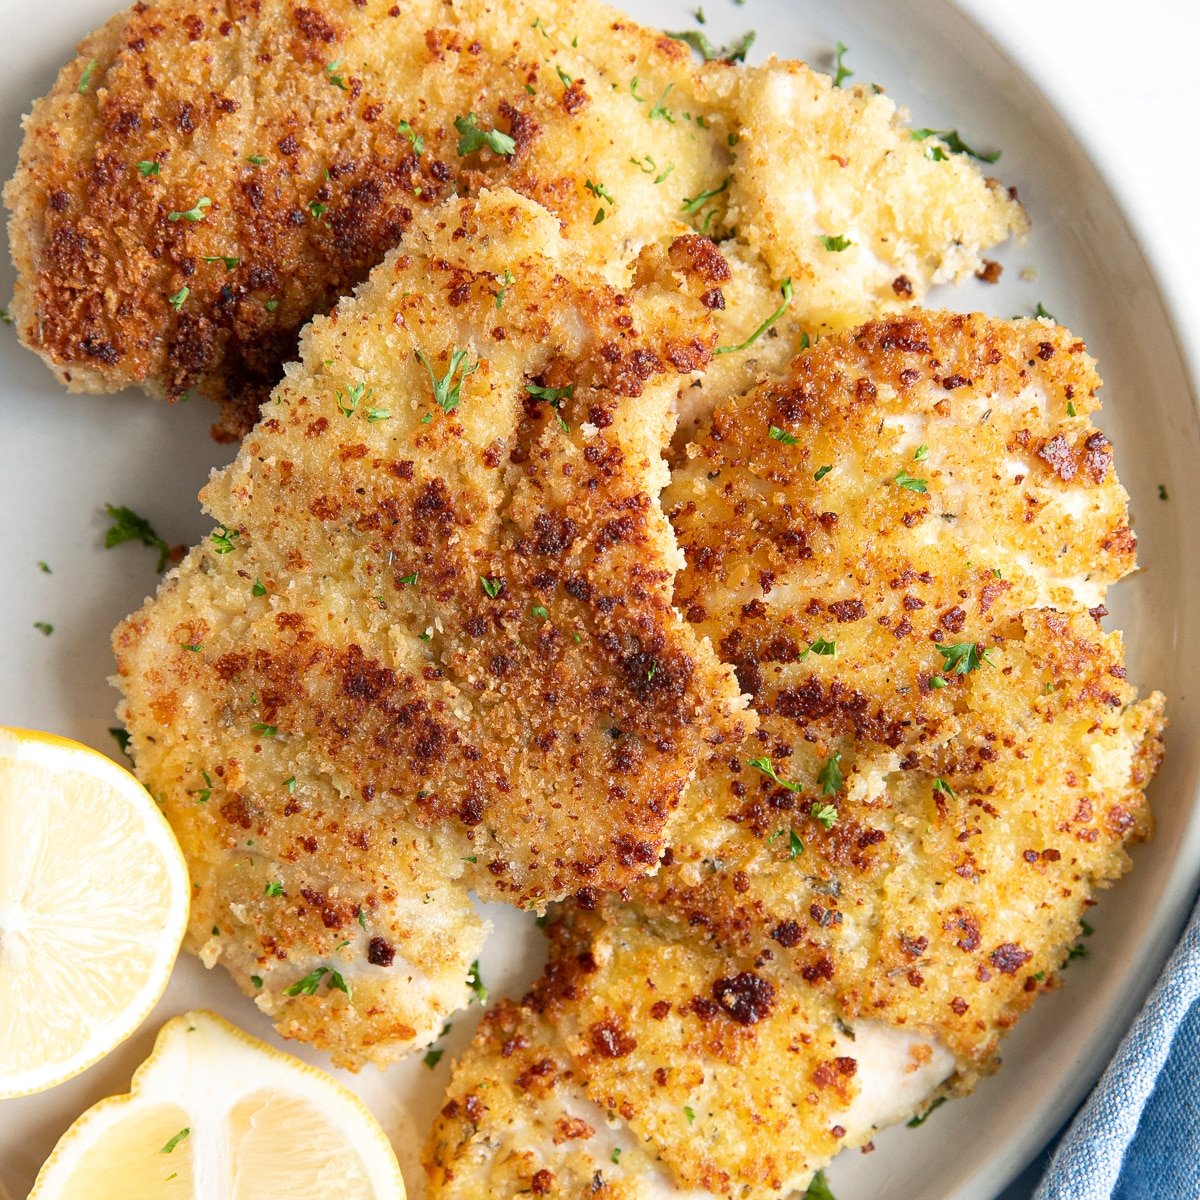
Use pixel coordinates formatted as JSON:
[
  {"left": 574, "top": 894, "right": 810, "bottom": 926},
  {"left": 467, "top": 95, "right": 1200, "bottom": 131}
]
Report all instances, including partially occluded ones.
[
  {"left": 29, "top": 1009, "right": 407, "bottom": 1199},
  {"left": 0, "top": 726, "right": 189, "bottom": 1098}
]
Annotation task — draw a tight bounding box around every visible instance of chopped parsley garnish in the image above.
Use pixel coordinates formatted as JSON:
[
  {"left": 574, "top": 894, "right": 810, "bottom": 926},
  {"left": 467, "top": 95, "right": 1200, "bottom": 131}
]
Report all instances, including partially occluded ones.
[
  {"left": 416, "top": 347, "right": 479, "bottom": 414},
  {"left": 203, "top": 255, "right": 240, "bottom": 270},
  {"left": 682, "top": 176, "right": 730, "bottom": 215},
  {"left": 252, "top": 722, "right": 278, "bottom": 738},
  {"left": 265, "top": 880, "right": 285, "bottom": 897},
  {"left": 285, "top": 966, "right": 347, "bottom": 997},
  {"left": 928, "top": 675, "right": 949, "bottom": 690},
  {"left": 246, "top": 153, "right": 267, "bottom": 166},
  {"left": 556, "top": 64, "right": 573, "bottom": 88},
  {"left": 308, "top": 200, "right": 328, "bottom": 221},
  {"left": 893, "top": 469, "right": 927, "bottom": 493},
  {"left": 747, "top": 756, "right": 803, "bottom": 793},
  {"left": 814, "top": 465, "right": 833, "bottom": 481},
  {"left": 906, "top": 1096, "right": 947, "bottom": 1128},
  {"left": 817, "top": 752, "right": 843, "bottom": 796},
  {"left": 800, "top": 637, "right": 836, "bottom": 659},
  {"left": 210, "top": 525, "right": 240, "bottom": 554},
  {"left": 1067, "top": 400, "right": 1077, "bottom": 417},
  {"left": 526, "top": 381, "right": 573, "bottom": 431},
  {"left": 358, "top": 907, "right": 367, "bottom": 929},
  {"left": 480, "top": 576, "right": 503, "bottom": 599},
  {"left": 714, "top": 278, "right": 793, "bottom": 355},
  {"left": 335, "top": 381, "right": 373, "bottom": 418},
  {"left": 366, "top": 405, "right": 391, "bottom": 423},
  {"left": 398, "top": 572, "right": 419, "bottom": 586},
  {"left": 167, "top": 286, "right": 189, "bottom": 311},
  {"left": 630, "top": 155, "right": 675, "bottom": 183},
  {"left": 648, "top": 84, "right": 676, "bottom": 122},
  {"left": 528, "top": 384, "right": 573, "bottom": 408},
  {"left": 803, "top": 1170, "right": 837, "bottom": 1200},
  {"left": 585, "top": 178, "right": 615, "bottom": 223},
  {"left": 251, "top": 975, "right": 263, "bottom": 988},
  {"left": 910, "top": 128, "right": 1000, "bottom": 163},
  {"left": 683, "top": 1105, "right": 696, "bottom": 1125},
  {"left": 37, "top": 560, "right": 51, "bottom": 573},
  {"left": 110, "top": 727, "right": 132, "bottom": 755},
  {"left": 768, "top": 425, "right": 799, "bottom": 445},
  {"left": 423, "top": 1020, "right": 454, "bottom": 1069},
  {"left": 454, "top": 113, "right": 516, "bottom": 157},
  {"left": 810, "top": 801, "right": 838, "bottom": 830},
  {"left": 611, "top": 1148, "right": 622, "bottom": 1164},
  {"left": 0, "top": 308, "right": 12, "bottom": 325},
  {"left": 33, "top": 621, "right": 53, "bottom": 636},
  {"left": 1158, "top": 484, "right": 1169, "bottom": 501},
  {"left": 531, "top": 605, "right": 549, "bottom": 620},
  {"left": 818, "top": 234, "right": 853, "bottom": 252},
  {"left": 252, "top": 578, "right": 267, "bottom": 596},
  {"left": 104, "top": 503, "right": 171, "bottom": 571},
  {"left": 768, "top": 827, "right": 806, "bottom": 858},
  {"left": 493, "top": 268, "right": 515, "bottom": 310},
  {"left": 935, "top": 641, "right": 991, "bottom": 675},
  {"left": 397, "top": 119, "right": 425, "bottom": 156},
  {"left": 1081, "top": 919, "right": 1095, "bottom": 937},
  {"left": 467, "top": 959, "right": 488, "bottom": 1004},
  {"left": 77, "top": 60, "right": 98, "bottom": 95},
  {"left": 160, "top": 1128, "right": 190, "bottom": 1154},
  {"left": 913, "top": 444, "right": 929, "bottom": 462},
  {"left": 168, "top": 196, "right": 212, "bottom": 223},
  {"left": 1034, "top": 301, "right": 1057, "bottom": 321},
  {"left": 285, "top": 776, "right": 297, "bottom": 793},
  {"left": 832, "top": 42, "right": 853, "bottom": 87},
  {"left": 190, "top": 770, "right": 213, "bottom": 803},
  {"left": 265, "top": 299, "right": 279, "bottom": 311},
  {"left": 325, "top": 60, "right": 348, "bottom": 90},
  {"left": 137, "top": 160, "right": 161, "bottom": 176},
  {"left": 1066, "top": 942, "right": 1088, "bottom": 962},
  {"left": 665, "top": 29, "right": 756, "bottom": 63},
  {"left": 180, "top": 642, "right": 202, "bottom": 652},
  {"left": 933, "top": 777, "right": 956, "bottom": 799}
]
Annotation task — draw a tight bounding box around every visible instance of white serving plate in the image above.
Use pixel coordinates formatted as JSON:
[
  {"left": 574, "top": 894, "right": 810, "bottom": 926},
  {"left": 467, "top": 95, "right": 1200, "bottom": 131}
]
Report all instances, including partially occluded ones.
[{"left": 1, "top": 1, "right": 1197, "bottom": 1197}]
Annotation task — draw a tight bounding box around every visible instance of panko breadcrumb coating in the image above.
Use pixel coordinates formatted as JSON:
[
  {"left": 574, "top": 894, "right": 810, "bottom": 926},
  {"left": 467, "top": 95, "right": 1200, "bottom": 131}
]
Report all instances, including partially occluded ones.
[
  {"left": 5, "top": 0, "right": 1025, "bottom": 438},
  {"left": 425, "top": 312, "right": 1164, "bottom": 1198},
  {"left": 112, "top": 188, "right": 749, "bottom": 1067}
]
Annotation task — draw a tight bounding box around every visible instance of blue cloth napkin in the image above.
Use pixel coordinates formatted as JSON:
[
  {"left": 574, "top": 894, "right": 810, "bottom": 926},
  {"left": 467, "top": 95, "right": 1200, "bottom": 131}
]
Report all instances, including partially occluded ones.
[{"left": 1033, "top": 897, "right": 1200, "bottom": 1199}]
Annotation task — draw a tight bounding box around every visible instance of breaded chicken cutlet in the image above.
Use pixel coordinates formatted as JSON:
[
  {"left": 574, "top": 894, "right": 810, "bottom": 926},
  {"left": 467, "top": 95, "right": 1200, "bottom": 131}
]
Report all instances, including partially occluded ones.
[
  {"left": 112, "top": 188, "right": 750, "bottom": 1067},
  {"left": 5, "top": 0, "right": 1025, "bottom": 438},
  {"left": 426, "top": 312, "right": 1165, "bottom": 1198}
]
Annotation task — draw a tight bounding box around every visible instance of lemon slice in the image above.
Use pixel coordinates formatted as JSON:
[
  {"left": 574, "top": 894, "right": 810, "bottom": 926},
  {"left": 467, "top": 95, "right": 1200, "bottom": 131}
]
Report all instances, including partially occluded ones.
[
  {"left": 29, "top": 1009, "right": 407, "bottom": 1199},
  {"left": 0, "top": 726, "right": 189, "bottom": 1098}
]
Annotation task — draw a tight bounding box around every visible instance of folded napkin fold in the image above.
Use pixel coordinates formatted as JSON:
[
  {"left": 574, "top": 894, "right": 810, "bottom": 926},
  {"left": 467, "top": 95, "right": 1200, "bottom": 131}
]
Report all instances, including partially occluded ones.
[{"left": 1035, "top": 896, "right": 1200, "bottom": 1199}]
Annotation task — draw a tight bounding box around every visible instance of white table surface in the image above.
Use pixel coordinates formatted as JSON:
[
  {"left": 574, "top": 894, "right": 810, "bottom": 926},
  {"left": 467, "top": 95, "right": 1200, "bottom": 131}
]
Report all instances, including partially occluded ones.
[{"left": 966, "top": 7, "right": 1200, "bottom": 1195}]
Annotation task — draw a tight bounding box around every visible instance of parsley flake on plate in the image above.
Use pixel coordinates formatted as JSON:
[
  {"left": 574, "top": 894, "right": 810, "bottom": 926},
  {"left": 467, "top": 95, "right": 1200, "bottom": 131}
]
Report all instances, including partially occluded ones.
[
  {"left": 104, "top": 503, "right": 171, "bottom": 572},
  {"left": 832, "top": 42, "right": 853, "bottom": 87}
]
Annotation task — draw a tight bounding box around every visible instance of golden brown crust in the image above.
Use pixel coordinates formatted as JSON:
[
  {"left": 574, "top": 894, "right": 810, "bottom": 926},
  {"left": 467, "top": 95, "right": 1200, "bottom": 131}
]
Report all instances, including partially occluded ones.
[
  {"left": 5, "top": 0, "right": 1025, "bottom": 437},
  {"left": 424, "top": 312, "right": 1165, "bottom": 1196},
  {"left": 112, "top": 189, "right": 748, "bottom": 1066}
]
